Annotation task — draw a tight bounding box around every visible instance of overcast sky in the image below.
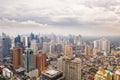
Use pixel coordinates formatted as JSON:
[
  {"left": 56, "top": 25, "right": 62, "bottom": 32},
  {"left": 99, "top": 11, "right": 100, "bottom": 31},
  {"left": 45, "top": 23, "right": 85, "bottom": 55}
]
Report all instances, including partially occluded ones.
[{"left": 0, "top": 0, "right": 120, "bottom": 36}]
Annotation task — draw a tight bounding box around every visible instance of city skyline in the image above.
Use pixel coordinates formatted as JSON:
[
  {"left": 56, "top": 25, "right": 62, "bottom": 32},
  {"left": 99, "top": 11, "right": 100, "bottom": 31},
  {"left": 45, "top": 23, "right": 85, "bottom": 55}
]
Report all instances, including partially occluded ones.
[
  {"left": 0, "top": 0, "right": 120, "bottom": 80},
  {"left": 0, "top": 0, "right": 120, "bottom": 36}
]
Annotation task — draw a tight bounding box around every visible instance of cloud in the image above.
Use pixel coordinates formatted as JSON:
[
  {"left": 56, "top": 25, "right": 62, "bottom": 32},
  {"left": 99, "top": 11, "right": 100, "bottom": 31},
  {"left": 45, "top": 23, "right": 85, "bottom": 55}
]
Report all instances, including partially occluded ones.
[
  {"left": 83, "top": 0, "right": 120, "bottom": 8},
  {"left": 0, "top": 0, "right": 120, "bottom": 36},
  {"left": 0, "top": 18, "right": 47, "bottom": 28},
  {"left": 20, "top": 20, "right": 47, "bottom": 26}
]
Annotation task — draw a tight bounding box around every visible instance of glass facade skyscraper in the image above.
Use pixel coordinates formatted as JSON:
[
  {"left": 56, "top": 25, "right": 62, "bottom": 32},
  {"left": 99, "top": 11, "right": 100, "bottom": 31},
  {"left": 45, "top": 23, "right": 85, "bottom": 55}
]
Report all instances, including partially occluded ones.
[{"left": 24, "top": 48, "right": 34, "bottom": 72}]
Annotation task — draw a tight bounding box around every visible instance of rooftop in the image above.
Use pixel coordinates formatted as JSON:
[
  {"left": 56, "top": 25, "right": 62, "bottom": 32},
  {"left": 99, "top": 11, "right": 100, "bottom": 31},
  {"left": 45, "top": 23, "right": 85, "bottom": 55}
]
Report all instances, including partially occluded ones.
[
  {"left": 41, "top": 69, "right": 63, "bottom": 78},
  {"left": 46, "top": 70, "right": 59, "bottom": 76},
  {"left": 115, "top": 69, "right": 120, "bottom": 75},
  {"left": 3, "top": 68, "right": 11, "bottom": 73}
]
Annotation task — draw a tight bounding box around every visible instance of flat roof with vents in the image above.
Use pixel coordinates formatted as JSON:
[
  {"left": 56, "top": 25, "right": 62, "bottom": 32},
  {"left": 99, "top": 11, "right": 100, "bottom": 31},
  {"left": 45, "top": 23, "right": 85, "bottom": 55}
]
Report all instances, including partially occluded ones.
[{"left": 41, "top": 69, "right": 63, "bottom": 78}]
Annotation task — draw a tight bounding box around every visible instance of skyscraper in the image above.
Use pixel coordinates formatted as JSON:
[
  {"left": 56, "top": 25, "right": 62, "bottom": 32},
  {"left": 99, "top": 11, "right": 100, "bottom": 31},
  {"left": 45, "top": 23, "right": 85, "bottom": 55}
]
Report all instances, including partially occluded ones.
[
  {"left": 2, "top": 36, "right": 11, "bottom": 57},
  {"left": 30, "top": 40, "right": 38, "bottom": 53},
  {"left": 12, "top": 47, "right": 23, "bottom": 69},
  {"left": 43, "top": 42, "right": 49, "bottom": 53},
  {"left": 14, "top": 35, "right": 21, "bottom": 46},
  {"left": 24, "top": 48, "right": 34, "bottom": 72},
  {"left": 75, "top": 35, "right": 83, "bottom": 46},
  {"left": 14, "top": 35, "right": 24, "bottom": 48},
  {"left": 34, "top": 53, "right": 47, "bottom": 75},
  {"left": 93, "top": 38, "right": 110, "bottom": 54},
  {"left": 30, "top": 32, "right": 35, "bottom": 40},
  {"left": 23, "top": 36, "right": 30, "bottom": 48},
  {"left": 93, "top": 48, "right": 99, "bottom": 56},
  {"left": 57, "top": 57, "right": 82, "bottom": 80},
  {"left": 85, "top": 44, "right": 92, "bottom": 56},
  {"left": 49, "top": 44, "right": 55, "bottom": 54},
  {"left": 0, "top": 38, "right": 3, "bottom": 59},
  {"left": 64, "top": 44, "right": 73, "bottom": 57},
  {"left": 56, "top": 44, "right": 63, "bottom": 53}
]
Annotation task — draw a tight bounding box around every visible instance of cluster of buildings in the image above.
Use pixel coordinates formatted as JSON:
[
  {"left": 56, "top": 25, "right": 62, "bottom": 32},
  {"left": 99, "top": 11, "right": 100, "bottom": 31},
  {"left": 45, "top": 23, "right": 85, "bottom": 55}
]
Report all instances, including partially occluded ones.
[{"left": 0, "top": 33, "right": 119, "bottom": 80}]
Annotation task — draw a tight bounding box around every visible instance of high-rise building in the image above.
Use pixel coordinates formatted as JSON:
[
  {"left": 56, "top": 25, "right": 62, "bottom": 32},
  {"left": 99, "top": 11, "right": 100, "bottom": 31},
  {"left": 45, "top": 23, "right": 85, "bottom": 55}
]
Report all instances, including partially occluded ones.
[
  {"left": 74, "top": 35, "right": 83, "bottom": 46},
  {"left": 49, "top": 44, "right": 55, "bottom": 54},
  {"left": 14, "top": 35, "right": 24, "bottom": 48},
  {"left": 34, "top": 53, "right": 47, "bottom": 75},
  {"left": 30, "top": 40, "right": 38, "bottom": 53},
  {"left": 102, "top": 40, "right": 110, "bottom": 53},
  {"left": 23, "top": 36, "right": 30, "bottom": 48},
  {"left": 2, "top": 36, "right": 11, "bottom": 57},
  {"left": 43, "top": 42, "right": 49, "bottom": 53},
  {"left": 11, "top": 47, "right": 23, "bottom": 69},
  {"left": 93, "top": 48, "right": 99, "bottom": 56},
  {"left": 57, "top": 57, "right": 65, "bottom": 72},
  {"left": 64, "top": 44, "right": 73, "bottom": 57},
  {"left": 0, "top": 39, "right": 3, "bottom": 59},
  {"left": 93, "top": 38, "right": 110, "bottom": 54},
  {"left": 0, "top": 46, "right": 3, "bottom": 59},
  {"left": 57, "top": 57, "right": 81, "bottom": 80},
  {"left": 30, "top": 33, "right": 35, "bottom": 40},
  {"left": 85, "top": 44, "right": 92, "bottom": 56},
  {"left": 24, "top": 48, "right": 34, "bottom": 72},
  {"left": 14, "top": 35, "right": 21, "bottom": 46},
  {"left": 93, "top": 40, "right": 99, "bottom": 49},
  {"left": 56, "top": 44, "right": 63, "bottom": 53}
]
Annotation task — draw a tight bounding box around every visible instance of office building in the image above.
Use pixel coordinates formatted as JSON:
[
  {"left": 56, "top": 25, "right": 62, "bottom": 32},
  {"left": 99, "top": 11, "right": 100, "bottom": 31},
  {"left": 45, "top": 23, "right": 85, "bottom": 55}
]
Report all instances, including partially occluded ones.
[
  {"left": 0, "top": 39, "right": 3, "bottom": 59},
  {"left": 49, "top": 43, "right": 56, "bottom": 54},
  {"left": 23, "top": 36, "right": 30, "bottom": 48},
  {"left": 74, "top": 35, "right": 83, "bottom": 46},
  {"left": 12, "top": 47, "right": 23, "bottom": 69},
  {"left": 56, "top": 44, "right": 63, "bottom": 53},
  {"left": 24, "top": 48, "right": 34, "bottom": 72},
  {"left": 14, "top": 35, "right": 23, "bottom": 47},
  {"left": 2, "top": 36, "right": 11, "bottom": 57},
  {"left": 30, "top": 40, "right": 38, "bottom": 53},
  {"left": 93, "top": 48, "right": 99, "bottom": 56},
  {"left": 43, "top": 42, "right": 49, "bottom": 53},
  {"left": 85, "top": 44, "right": 92, "bottom": 56},
  {"left": 57, "top": 57, "right": 82, "bottom": 80},
  {"left": 34, "top": 53, "right": 46, "bottom": 75},
  {"left": 93, "top": 38, "right": 110, "bottom": 54},
  {"left": 64, "top": 44, "right": 73, "bottom": 57},
  {"left": 57, "top": 57, "right": 65, "bottom": 72},
  {"left": 30, "top": 33, "right": 35, "bottom": 40}
]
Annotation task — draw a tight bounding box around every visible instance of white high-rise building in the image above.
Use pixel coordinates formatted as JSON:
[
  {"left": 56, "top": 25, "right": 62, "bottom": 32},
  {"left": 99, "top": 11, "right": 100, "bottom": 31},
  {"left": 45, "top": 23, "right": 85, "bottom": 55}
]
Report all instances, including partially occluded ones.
[
  {"left": 93, "top": 38, "right": 110, "bottom": 54},
  {"left": 74, "top": 35, "right": 83, "bottom": 46},
  {"left": 43, "top": 42, "right": 49, "bottom": 53},
  {"left": 24, "top": 36, "right": 29, "bottom": 48},
  {"left": 49, "top": 44, "right": 55, "bottom": 54},
  {"left": 30, "top": 40, "right": 38, "bottom": 53}
]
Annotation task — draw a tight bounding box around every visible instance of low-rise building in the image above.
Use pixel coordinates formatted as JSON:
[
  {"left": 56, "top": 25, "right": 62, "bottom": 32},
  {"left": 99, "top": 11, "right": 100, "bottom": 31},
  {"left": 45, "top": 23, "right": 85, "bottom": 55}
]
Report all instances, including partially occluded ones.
[
  {"left": 2, "top": 68, "right": 13, "bottom": 78},
  {"left": 114, "top": 69, "right": 120, "bottom": 80},
  {"left": 40, "top": 69, "right": 64, "bottom": 80}
]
